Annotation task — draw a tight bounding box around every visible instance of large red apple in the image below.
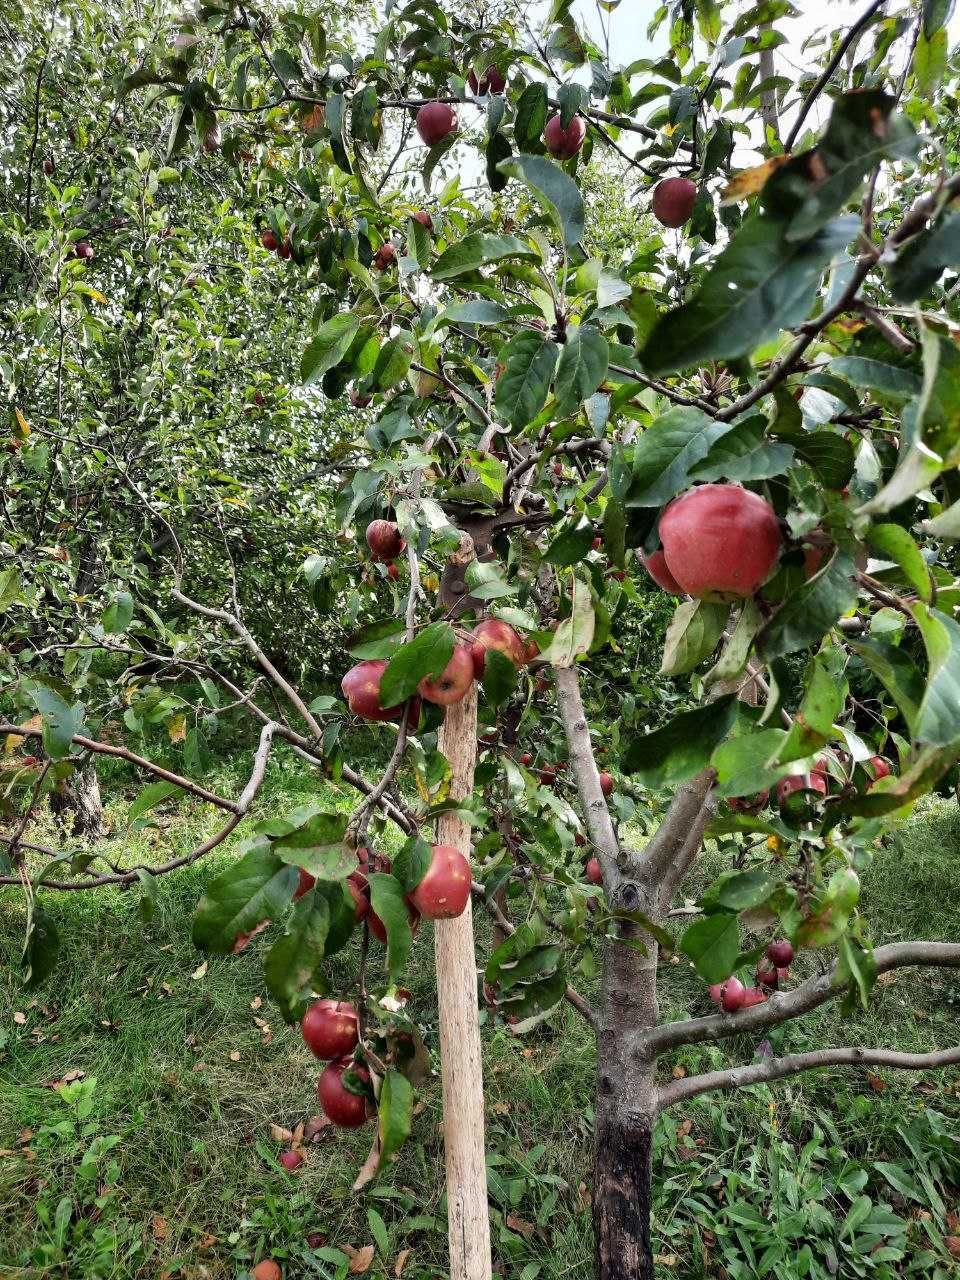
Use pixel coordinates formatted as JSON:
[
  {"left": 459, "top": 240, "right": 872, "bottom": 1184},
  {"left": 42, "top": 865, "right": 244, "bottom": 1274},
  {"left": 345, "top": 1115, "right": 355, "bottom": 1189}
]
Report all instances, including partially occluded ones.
[
  {"left": 721, "top": 977, "right": 746, "bottom": 1012},
  {"left": 417, "top": 645, "right": 475, "bottom": 706},
  {"left": 775, "top": 770, "right": 827, "bottom": 810},
  {"left": 302, "top": 999, "right": 359, "bottom": 1060},
  {"left": 317, "top": 1058, "right": 371, "bottom": 1127},
  {"left": 341, "top": 660, "right": 419, "bottom": 724},
  {"left": 407, "top": 844, "right": 472, "bottom": 919},
  {"left": 416, "top": 101, "right": 458, "bottom": 146},
  {"left": 73, "top": 241, "right": 95, "bottom": 260},
  {"left": 252, "top": 1262, "right": 282, "bottom": 1280},
  {"left": 413, "top": 210, "right": 434, "bottom": 231},
  {"left": 652, "top": 177, "right": 697, "bottom": 228},
  {"left": 659, "top": 484, "right": 782, "bottom": 601},
  {"left": 641, "top": 549, "right": 684, "bottom": 594},
  {"left": 365, "top": 519, "right": 405, "bottom": 561},
  {"left": 469, "top": 619, "right": 527, "bottom": 677},
  {"left": 544, "top": 113, "right": 586, "bottom": 159},
  {"left": 373, "top": 242, "right": 396, "bottom": 271}
]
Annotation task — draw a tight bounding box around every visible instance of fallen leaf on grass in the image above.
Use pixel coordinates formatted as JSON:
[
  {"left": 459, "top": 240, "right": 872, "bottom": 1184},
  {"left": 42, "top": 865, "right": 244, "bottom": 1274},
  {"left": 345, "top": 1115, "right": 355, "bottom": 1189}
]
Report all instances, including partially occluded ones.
[
  {"left": 505, "top": 1215, "right": 535, "bottom": 1240},
  {"left": 44, "top": 1069, "right": 85, "bottom": 1089},
  {"left": 229, "top": 1050, "right": 241, "bottom": 1062},
  {"left": 304, "top": 1114, "right": 333, "bottom": 1140},
  {"left": 345, "top": 1243, "right": 375, "bottom": 1274},
  {"left": 394, "top": 1248, "right": 411, "bottom": 1275},
  {"left": 13, "top": 1012, "right": 26, "bottom": 1025},
  {"left": 945, "top": 1236, "right": 960, "bottom": 1258},
  {"left": 270, "top": 1124, "right": 294, "bottom": 1144},
  {"left": 191, "top": 962, "right": 208, "bottom": 981},
  {"left": 152, "top": 1215, "right": 168, "bottom": 1240}
]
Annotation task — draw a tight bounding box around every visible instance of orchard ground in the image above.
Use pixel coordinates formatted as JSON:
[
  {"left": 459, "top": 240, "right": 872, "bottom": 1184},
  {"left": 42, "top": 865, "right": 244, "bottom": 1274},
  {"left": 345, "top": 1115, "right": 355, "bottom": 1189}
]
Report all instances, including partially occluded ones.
[{"left": 2, "top": 748, "right": 960, "bottom": 1280}]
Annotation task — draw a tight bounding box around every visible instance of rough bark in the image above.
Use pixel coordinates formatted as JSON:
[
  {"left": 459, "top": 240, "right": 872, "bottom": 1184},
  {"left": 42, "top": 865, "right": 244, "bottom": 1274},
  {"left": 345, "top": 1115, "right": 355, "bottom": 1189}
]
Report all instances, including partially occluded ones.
[{"left": 49, "top": 758, "right": 105, "bottom": 839}]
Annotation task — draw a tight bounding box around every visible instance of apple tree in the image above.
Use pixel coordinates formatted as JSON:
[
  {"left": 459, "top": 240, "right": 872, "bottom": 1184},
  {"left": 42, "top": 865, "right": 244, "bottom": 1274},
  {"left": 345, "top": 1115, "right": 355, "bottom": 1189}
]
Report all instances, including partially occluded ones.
[{"left": 6, "top": 0, "right": 960, "bottom": 1277}]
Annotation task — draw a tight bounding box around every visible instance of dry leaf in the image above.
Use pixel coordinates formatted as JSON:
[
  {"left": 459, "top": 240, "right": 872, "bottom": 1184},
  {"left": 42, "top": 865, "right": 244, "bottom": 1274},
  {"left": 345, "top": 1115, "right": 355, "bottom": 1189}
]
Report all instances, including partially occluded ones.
[
  {"left": 250, "top": 996, "right": 262, "bottom": 1010},
  {"left": 167, "top": 714, "right": 187, "bottom": 744},
  {"left": 229, "top": 1050, "right": 241, "bottom": 1062},
  {"left": 152, "top": 1215, "right": 169, "bottom": 1240},
  {"left": 304, "top": 1114, "right": 333, "bottom": 1140},
  {"left": 490, "top": 1102, "right": 510, "bottom": 1115},
  {"left": 654, "top": 1255, "right": 678, "bottom": 1266},
  {"left": 353, "top": 1132, "right": 383, "bottom": 1191},
  {"left": 44, "top": 1069, "right": 85, "bottom": 1090},
  {"left": 945, "top": 1236, "right": 960, "bottom": 1258},
  {"left": 394, "top": 1248, "right": 411, "bottom": 1276},
  {"left": 347, "top": 1244, "right": 375, "bottom": 1274},
  {"left": 720, "top": 155, "right": 791, "bottom": 204},
  {"left": 677, "top": 1119, "right": 692, "bottom": 1138},
  {"left": 270, "top": 1124, "right": 294, "bottom": 1144},
  {"left": 198, "top": 1233, "right": 218, "bottom": 1250},
  {"left": 867, "top": 1074, "right": 887, "bottom": 1092},
  {"left": 191, "top": 962, "right": 208, "bottom": 981},
  {"left": 505, "top": 1215, "right": 535, "bottom": 1240},
  {"left": 671, "top": 1065, "right": 687, "bottom": 1080},
  {"left": 13, "top": 1012, "right": 26, "bottom": 1025}
]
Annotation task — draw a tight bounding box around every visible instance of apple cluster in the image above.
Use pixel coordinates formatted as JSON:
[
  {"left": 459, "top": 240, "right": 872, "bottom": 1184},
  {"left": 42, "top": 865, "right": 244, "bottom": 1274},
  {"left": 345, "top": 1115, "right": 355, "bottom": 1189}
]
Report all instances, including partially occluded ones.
[{"left": 708, "top": 939, "right": 795, "bottom": 1012}]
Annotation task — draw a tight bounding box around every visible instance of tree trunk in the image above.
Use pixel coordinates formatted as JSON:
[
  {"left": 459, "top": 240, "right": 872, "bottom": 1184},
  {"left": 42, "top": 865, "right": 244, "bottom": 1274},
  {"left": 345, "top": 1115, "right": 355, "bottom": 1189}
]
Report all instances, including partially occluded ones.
[{"left": 49, "top": 758, "right": 105, "bottom": 839}]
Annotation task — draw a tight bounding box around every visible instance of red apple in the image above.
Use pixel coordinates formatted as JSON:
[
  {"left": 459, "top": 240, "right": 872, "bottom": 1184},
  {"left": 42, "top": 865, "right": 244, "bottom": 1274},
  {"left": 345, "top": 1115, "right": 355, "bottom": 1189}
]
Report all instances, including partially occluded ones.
[
  {"left": 407, "top": 844, "right": 472, "bottom": 919},
  {"left": 574, "top": 831, "right": 586, "bottom": 847},
  {"left": 365, "top": 518, "right": 406, "bottom": 561},
  {"left": 253, "top": 391, "right": 265, "bottom": 408},
  {"left": 467, "top": 66, "right": 506, "bottom": 94},
  {"left": 373, "top": 242, "right": 396, "bottom": 270},
  {"left": 42, "top": 157, "right": 54, "bottom": 176},
  {"left": 252, "top": 1262, "right": 282, "bottom": 1280},
  {"left": 278, "top": 234, "right": 292, "bottom": 260},
  {"left": 202, "top": 123, "right": 222, "bottom": 152},
  {"left": 416, "top": 101, "right": 459, "bottom": 146},
  {"left": 708, "top": 983, "right": 725, "bottom": 1005},
  {"left": 756, "top": 961, "right": 779, "bottom": 990},
  {"left": 766, "top": 939, "right": 794, "bottom": 968},
  {"left": 598, "top": 771, "right": 614, "bottom": 797},
  {"left": 539, "top": 764, "right": 557, "bottom": 785},
  {"left": 641, "top": 549, "right": 684, "bottom": 594},
  {"left": 585, "top": 857, "right": 602, "bottom": 886},
  {"left": 741, "top": 987, "right": 768, "bottom": 1008},
  {"left": 302, "top": 999, "right": 359, "bottom": 1060},
  {"left": 652, "top": 177, "right": 697, "bottom": 228},
  {"left": 279, "top": 1150, "right": 303, "bottom": 1171},
  {"left": 470, "top": 619, "right": 527, "bottom": 677},
  {"left": 721, "top": 977, "right": 746, "bottom": 1013},
  {"left": 73, "top": 241, "right": 94, "bottom": 260},
  {"left": 519, "top": 752, "right": 533, "bottom": 766},
  {"left": 418, "top": 645, "right": 475, "bottom": 706},
  {"left": 592, "top": 536, "right": 603, "bottom": 551},
  {"left": 865, "top": 756, "right": 893, "bottom": 790},
  {"left": 260, "top": 228, "right": 279, "bottom": 252},
  {"left": 347, "top": 874, "right": 369, "bottom": 921},
  {"left": 317, "top": 1058, "right": 371, "bottom": 1127},
  {"left": 306, "top": 1232, "right": 325, "bottom": 1249},
  {"left": 727, "top": 789, "right": 770, "bottom": 814},
  {"left": 544, "top": 113, "right": 586, "bottom": 159},
  {"left": 659, "top": 484, "right": 782, "bottom": 601},
  {"left": 775, "top": 771, "right": 827, "bottom": 808},
  {"left": 341, "top": 659, "right": 419, "bottom": 723},
  {"left": 294, "top": 867, "right": 316, "bottom": 899},
  {"left": 803, "top": 545, "right": 827, "bottom": 579},
  {"left": 387, "top": 562, "right": 400, "bottom": 582},
  {"left": 413, "top": 210, "right": 433, "bottom": 231}
]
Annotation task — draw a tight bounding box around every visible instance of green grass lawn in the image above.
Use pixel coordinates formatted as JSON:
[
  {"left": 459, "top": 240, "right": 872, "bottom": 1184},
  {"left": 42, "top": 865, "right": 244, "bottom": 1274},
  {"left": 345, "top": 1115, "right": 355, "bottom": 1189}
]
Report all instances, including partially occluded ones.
[{"left": 2, "top": 753, "right": 960, "bottom": 1279}]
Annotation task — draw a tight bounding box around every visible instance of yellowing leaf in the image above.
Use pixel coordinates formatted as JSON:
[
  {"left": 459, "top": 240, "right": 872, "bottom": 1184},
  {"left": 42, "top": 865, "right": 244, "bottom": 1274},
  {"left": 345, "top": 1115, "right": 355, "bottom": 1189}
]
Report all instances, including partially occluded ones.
[
  {"left": 721, "top": 155, "right": 791, "bottom": 204},
  {"left": 167, "top": 714, "right": 187, "bottom": 744},
  {"left": 13, "top": 408, "right": 31, "bottom": 438},
  {"left": 7, "top": 715, "right": 41, "bottom": 755}
]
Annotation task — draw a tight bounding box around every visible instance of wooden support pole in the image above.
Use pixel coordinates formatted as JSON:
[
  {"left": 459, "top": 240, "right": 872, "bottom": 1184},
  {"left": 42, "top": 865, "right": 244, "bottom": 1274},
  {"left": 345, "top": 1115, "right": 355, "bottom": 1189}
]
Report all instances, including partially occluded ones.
[{"left": 436, "top": 679, "right": 493, "bottom": 1280}]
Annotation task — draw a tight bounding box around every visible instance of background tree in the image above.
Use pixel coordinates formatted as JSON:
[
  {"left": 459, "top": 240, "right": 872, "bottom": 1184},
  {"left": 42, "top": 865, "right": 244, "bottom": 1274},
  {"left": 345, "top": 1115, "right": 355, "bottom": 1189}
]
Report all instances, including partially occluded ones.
[{"left": 5, "top": 1, "right": 960, "bottom": 1278}]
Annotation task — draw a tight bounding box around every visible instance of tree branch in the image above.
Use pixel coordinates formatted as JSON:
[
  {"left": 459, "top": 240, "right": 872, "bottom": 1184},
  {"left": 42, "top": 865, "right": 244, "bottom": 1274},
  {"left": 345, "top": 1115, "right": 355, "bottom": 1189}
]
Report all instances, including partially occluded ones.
[
  {"left": 658, "top": 1043, "right": 960, "bottom": 1110},
  {"left": 646, "top": 940, "right": 960, "bottom": 1055},
  {"left": 638, "top": 769, "right": 717, "bottom": 891}
]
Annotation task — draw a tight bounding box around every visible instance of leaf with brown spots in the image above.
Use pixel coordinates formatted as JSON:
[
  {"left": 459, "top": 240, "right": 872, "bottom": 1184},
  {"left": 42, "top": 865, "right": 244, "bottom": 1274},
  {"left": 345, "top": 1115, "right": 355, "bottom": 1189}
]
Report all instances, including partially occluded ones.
[{"left": 721, "top": 156, "right": 791, "bottom": 204}]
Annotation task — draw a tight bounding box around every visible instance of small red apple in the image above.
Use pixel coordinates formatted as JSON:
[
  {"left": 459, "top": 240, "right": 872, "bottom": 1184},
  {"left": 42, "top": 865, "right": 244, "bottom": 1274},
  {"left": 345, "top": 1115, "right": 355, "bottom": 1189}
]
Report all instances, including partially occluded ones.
[
  {"left": 470, "top": 619, "right": 527, "bottom": 677},
  {"left": 592, "top": 536, "right": 603, "bottom": 551},
  {"left": 775, "top": 771, "right": 827, "bottom": 808},
  {"left": 279, "top": 1150, "right": 303, "bottom": 1171},
  {"left": 252, "top": 1262, "right": 283, "bottom": 1280},
  {"left": 302, "top": 999, "right": 359, "bottom": 1061},
  {"left": 341, "top": 659, "right": 419, "bottom": 724},
  {"left": 585, "top": 857, "right": 602, "bottom": 886},
  {"left": 416, "top": 101, "right": 459, "bottom": 146},
  {"left": 413, "top": 210, "right": 434, "bottom": 231},
  {"left": 539, "top": 764, "right": 557, "bottom": 785},
  {"left": 407, "top": 844, "right": 472, "bottom": 919},
  {"left": 708, "top": 983, "right": 725, "bottom": 1005},
  {"left": 261, "top": 228, "right": 279, "bottom": 252},
  {"left": 202, "top": 123, "right": 222, "bottom": 152},
  {"left": 652, "top": 177, "right": 697, "bottom": 228},
  {"left": 756, "top": 961, "right": 779, "bottom": 990},
  {"left": 278, "top": 234, "right": 292, "bottom": 260},
  {"left": 365, "top": 519, "right": 406, "bottom": 561},
  {"left": 368, "top": 898, "right": 420, "bottom": 943},
  {"left": 316, "top": 1058, "right": 371, "bottom": 1127},
  {"left": 865, "top": 756, "right": 893, "bottom": 790},
  {"left": 721, "top": 977, "right": 746, "bottom": 1013},
  {"left": 803, "top": 545, "right": 827, "bottom": 578},
  {"left": 306, "top": 1232, "right": 326, "bottom": 1249},
  {"left": 387, "top": 562, "right": 400, "bottom": 581},
  {"left": 659, "top": 484, "right": 782, "bottom": 601},
  {"left": 765, "top": 939, "right": 794, "bottom": 968},
  {"left": 73, "top": 241, "right": 94, "bottom": 260},
  {"left": 42, "top": 157, "right": 54, "bottom": 176},
  {"left": 741, "top": 987, "right": 768, "bottom": 1008},
  {"left": 544, "top": 113, "right": 586, "bottom": 159},
  {"left": 598, "top": 771, "right": 614, "bottom": 798},
  {"left": 641, "top": 549, "right": 684, "bottom": 594},
  {"left": 574, "top": 831, "right": 586, "bottom": 847},
  {"left": 467, "top": 66, "right": 506, "bottom": 94},
  {"left": 253, "top": 391, "right": 265, "bottom": 407},
  {"left": 417, "top": 645, "right": 475, "bottom": 706},
  {"left": 519, "top": 752, "right": 532, "bottom": 766},
  {"left": 373, "top": 242, "right": 396, "bottom": 270}
]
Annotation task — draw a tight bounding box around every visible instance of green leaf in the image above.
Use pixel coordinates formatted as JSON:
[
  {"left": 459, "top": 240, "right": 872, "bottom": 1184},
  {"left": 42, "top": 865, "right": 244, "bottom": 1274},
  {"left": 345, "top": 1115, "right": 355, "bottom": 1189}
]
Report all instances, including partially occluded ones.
[
  {"left": 514, "top": 82, "right": 548, "bottom": 151},
  {"left": 660, "top": 599, "right": 728, "bottom": 676},
  {"left": 129, "top": 780, "right": 180, "bottom": 824},
  {"left": 835, "top": 935, "right": 877, "bottom": 1008},
  {"left": 482, "top": 647, "right": 518, "bottom": 708},
  {"left": 193, "top": 844, "right": 298, "bottom": 954},
  {"left": 377, "top": 1070, "right": 414, "bottom": 1166},
  {"left": 497, "top": 154, "right": 586, "bottom": 247},
  {"left": 626, "top": 408, "right": 734, "bottom": 507},
  {"left": 326, "top": 92, "right": 352, "bottom": 173},
  {"left": 431, "top": 233, "right": 539, "bottom": 280},
  {"left": 494, "top": 331, "right": 559, "bottom": 428},
  {"left": 368, "top": 872, "right": 414, "bottom": 977},
  {"left": 371, "top": 336, "right": 413, "bottom": 391},
  {"left": 101, "top": 591, "right": 134, "bottom": 634},
  {"left": 301, "top": 314, "right": 360, "bottom": 385},
  {"left": 848, "top": 636, "right": 925, "bottom": 736},
  {"left": 690, "top": 415, "right": 794, "bottom": 483},
  {"left": 680, "top": 912, "right": 740, "bottom": 983},
  {"left": 785, "top": 430, "right": 856, "bottom": 491},
  {"left": 775, "top": 651, "right": 846, "bottom": 763},
  {"left": 263, "top": 891, "right": 331, "bottom": 1022},
  {"left": 866, "top": 523, "right": 932, "bottom": 602},
  {"left": 715, "top": 870, "right": 775, "bottom": 911},
  {"left": 391, "top": 836, "right": 433, "bottom": 894},
  {"left": 541, "top": 576, "right": 595, "bottom": 667},
  {"left": 829, "top": 356, "right": 921, "bottom": 402},
  {"left": 544, "top": 520, "right": 596, "bottom": 568},
  {"left": 622, "top": 696, "right": 737, "bottom": 788},
  {"left": 756, "top": 552, "right": 857, "bottom": 660},
  {"left": 348, "top": 617, "right": 406, "bottom": 660},
  {"left": 888, "top": 211, "right": 960, "bottom": 302},
  {"left": 554, "top": 326, "right": 609, "bottom": 416},
  {"left": 440, "top": 301, "right": 512, "bottom": 326},
  {"left": 640, "top": 213, "right": 857, "bottom": 376},
  {"left": 0, "top": 566, "right": 22, "bottom": 613},
  {"left": 380, "top": 622, "right": 455, "bottom": 708},
  {"left": 23, "top": 904, "right": 59, "bottom": 988},
  {"left": 705, "top": 599, "right": 764, "bottom": 687},
  {"left": 273, "top": 813, "right": 354, "bottom": 879},
  {"left": 28, "top": 685, "right": 86, "bottom": 761},
  {"left": 912, "top": 603, "right": 960, "bottom": 747}
]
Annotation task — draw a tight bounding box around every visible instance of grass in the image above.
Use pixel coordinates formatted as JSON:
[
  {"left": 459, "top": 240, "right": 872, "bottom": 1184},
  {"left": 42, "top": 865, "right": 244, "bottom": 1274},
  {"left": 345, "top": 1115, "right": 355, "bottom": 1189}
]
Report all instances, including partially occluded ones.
[{"left": 2, "top": 751, "right": 960, "bottom": 1279}]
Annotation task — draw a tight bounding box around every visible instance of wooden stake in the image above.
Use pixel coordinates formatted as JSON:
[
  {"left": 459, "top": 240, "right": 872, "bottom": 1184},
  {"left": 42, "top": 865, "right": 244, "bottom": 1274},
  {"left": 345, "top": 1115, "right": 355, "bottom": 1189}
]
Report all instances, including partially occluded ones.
[{"left": 436, "top": 679, "right": 493, "bottom": 1280}]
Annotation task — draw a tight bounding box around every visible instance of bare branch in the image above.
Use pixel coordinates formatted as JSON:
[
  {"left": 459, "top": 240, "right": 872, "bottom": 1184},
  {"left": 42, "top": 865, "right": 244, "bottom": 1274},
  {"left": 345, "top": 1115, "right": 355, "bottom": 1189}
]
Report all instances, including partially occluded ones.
[
  {"left": 554, "top": 665, "right": 621, "bottom": 887},
  {"left": 659, "top": 1043, "right": 960, "bottom": 1110},
  {"left": 655, "top": 784, "right": 721, "bottom": 907},
  {"left": 639, "top": 769, "right": 717, "bottom": 891},
  {"left": 647, "top": 940, "right": 960, "bottom": 1056}
]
